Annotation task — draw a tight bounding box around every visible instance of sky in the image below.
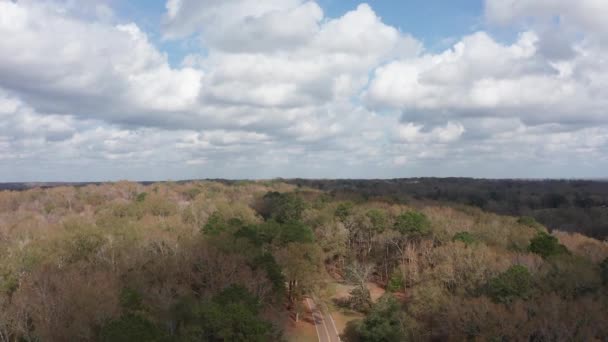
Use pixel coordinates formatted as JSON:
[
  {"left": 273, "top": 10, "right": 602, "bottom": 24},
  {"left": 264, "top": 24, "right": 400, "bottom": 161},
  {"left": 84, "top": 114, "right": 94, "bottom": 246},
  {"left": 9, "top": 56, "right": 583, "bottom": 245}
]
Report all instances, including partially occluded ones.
[{"left": 1, "top": 0, "right": 607, "bottom": 181}]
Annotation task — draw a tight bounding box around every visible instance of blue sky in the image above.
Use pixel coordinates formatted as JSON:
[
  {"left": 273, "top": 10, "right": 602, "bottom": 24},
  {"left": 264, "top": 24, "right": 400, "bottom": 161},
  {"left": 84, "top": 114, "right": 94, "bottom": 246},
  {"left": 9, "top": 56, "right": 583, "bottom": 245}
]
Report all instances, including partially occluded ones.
[
  {"left": 121, "top": 0, "right": 487, "bottom": 66},
  {"left": 0, "top": 0, "right": 607, "bottom": 181},
  {"left": 321, "top": 1, "right": 484, "bottom": 44}
]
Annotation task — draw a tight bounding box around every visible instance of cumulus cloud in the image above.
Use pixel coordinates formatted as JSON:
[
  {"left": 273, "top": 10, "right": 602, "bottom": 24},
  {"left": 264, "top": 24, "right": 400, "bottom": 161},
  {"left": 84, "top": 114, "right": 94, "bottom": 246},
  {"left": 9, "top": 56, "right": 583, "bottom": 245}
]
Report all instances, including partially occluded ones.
[
  {"left": 0, "top": 1, "right": 202, "bottom": 126},
  {"left": 366, "top": 30, "right": 608, "bottom": 126},
  {"left": 165, "top": 0, "right": 322, "bottom": 52},
  {"left": 485, "top": 0, "right": 608, "bottom": 39},
  {"left": 0, "top": 0, "right": 607, "bottom": 180},
  {"left": 195, "top": 3, "right": 421, "bottom": 112},
  {"left": 0, "top": 90, "right": 77, "bottom": 144},
  {"left": 0, "top": 1, "right": 418, "bottom": 133},
  {"left": 394, "top": 122, "right": 465, "bottom": 144}
]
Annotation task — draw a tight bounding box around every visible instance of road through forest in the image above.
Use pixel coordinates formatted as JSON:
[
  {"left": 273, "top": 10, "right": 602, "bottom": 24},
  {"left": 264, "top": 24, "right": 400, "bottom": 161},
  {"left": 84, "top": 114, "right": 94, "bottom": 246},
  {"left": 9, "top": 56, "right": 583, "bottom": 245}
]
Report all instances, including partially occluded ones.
[{"left": 305, "top": 297, "right": 341, "bottom": 342}]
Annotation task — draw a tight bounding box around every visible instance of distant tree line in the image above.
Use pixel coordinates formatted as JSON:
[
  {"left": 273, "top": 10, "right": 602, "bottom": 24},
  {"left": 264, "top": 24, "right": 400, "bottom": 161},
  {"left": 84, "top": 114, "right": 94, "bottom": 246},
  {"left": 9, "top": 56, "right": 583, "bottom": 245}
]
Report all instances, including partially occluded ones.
[{"left": 287, "top": 178, "right": 608, "bottom": 239}]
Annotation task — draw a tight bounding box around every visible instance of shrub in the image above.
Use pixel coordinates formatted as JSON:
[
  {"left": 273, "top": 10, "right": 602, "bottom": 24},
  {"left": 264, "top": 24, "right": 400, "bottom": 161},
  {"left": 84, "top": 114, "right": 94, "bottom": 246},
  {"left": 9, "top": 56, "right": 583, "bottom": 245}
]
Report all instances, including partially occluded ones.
[
  {"left": 393, "top": 211, "right": 431, "bottom": 237},
  {"left": 349, "top": 285, "right": 373, "bottom": 313},
  {"left": 366, "top": 209, "right": 388, "bottom": 233},
  {"left": 528, "top": 232, "right": 569, "bottom": 258},
  {"left": 453, "top": 231, "right": 477, "bottom": 246},
  {"left": 119, "top": 287, "right": 143, "bottom": 311},
  {"left": 387, "top": 271, "right": 405, "bottom": 292},
  {"left": 486, "top": 265, "right": 533, "bottom": 304},
  {"left": 202, "top": 212, "right": 226, "bottom": 235},
  {"left": 356, "top": 294, "right": 406, "bottom": 341},
  {"left": 135, "top": 192, "right": 147, "bottom": 202},
  {"left": 99, "top": 314, "right": 166, "bottom": 342},
  {"left": 334, "top": 202, "right": 354, "bottom": 222}
]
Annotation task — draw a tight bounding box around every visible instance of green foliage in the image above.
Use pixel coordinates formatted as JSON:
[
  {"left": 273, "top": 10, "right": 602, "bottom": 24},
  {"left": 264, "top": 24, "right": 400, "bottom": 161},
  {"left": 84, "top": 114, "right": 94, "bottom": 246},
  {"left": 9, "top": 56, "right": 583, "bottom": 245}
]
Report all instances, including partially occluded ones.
[
  {"left": 119, "top": 287, "right": 143, "bottom": 311},
  {"left": 452, "top": 231, "right": 477, "bottom": 246},
  {"left": 261, "top": 191, "right": 305, "bottom": 223},
  {"left": 528, "top": 232, "right": 569, "bottom": 258},
  {"left": 61, "top": 223, "right": 104, "bottom": 263},
  {"left": 486, "top": 265, "right": 533, "bottom": 303},
  {"left": 312, "top": 193, "right": 331, "bottom": 209},
  {"left": 278, "top": 220, "right": 314, "bottom": 245},
  {"left": 182, "top": 187, "right": 201, "bottom": 200},
  {"left": 194, "top": 303, "right": 273, "bottom": 341},
  {"left": 203, "top": 212, "right": 225, "bottom": 235},
  {"left": 178, "top": 285, "right": 274, "bottom": 341},
  {"left": 99, "top": 314, "right": 166, "bottom": 342},
  {"left": 0, "top": 272, "right": 18, "bottom": 296},
  {"left": 387, "top": 271, "right": 404, "bottom": 293},
  {"left": 252, "top": 253, "right": 286, "bottom": 295},
  {"left": 253, "top": 220, "right": 282, "bottom": 245},
  {"left": 203, "top": 212, "right": 245, "bottom": 235},
  {"left": 277, "top": 242, "right": 324, "bottom": 306},
  {"left": 233, "top": 220, "right": 313, "bottom": 246},
  {"left": 356, "top": 294, "right": 407, "bottom": 342},
  {"left": 349, "top": 285, "right": 373, "bottom": 313},
  {"left": 393, "top": 211, "right": 431, "bottom": 237},
  {"left": 542, "top": 255, "right": 602, "bottom": 298},
  {"left": 213, "top": 284, "right": 261, "bottom": 309},
  {"left": 234, "top": 225, "right": 266, "bottom": 246},
  {"left": 65, "top": 233, "right": 104, "bottom": 263},
  {"left": 366, "top": 209, "right": 387, "bottom": 233},
  {"left": 335, "top": 202, "right": 354, "bottom": 222},
  {"left": 135, "top": 192, "right": 147, "bottom": 202}
]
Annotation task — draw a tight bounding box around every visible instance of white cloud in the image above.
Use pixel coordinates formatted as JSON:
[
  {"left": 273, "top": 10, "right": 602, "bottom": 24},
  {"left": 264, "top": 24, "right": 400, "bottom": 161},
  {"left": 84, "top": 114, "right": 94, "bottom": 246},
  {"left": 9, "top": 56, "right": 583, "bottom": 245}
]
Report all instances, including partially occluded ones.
[
  {"left": 0, "top": 0, "right": 419, "bottom": 137},
  {"left": 0, "top": 1, "right": 203, "bottom": 122},
  {"left": 394, "top": 122, "right": 465, "bottom": 144},
  {"left": 0, "top": 0, "right": 607, "bottom": 180},
  {"left": 0, "top": 90, "right": 77, "bottom": 143},
  {"left": 366, "top": 30, "right": 608, "bottom": 126},
  {"left": 485, "top": 0, "right": 608, "bottom": 38},
  {"left": 195, "top": 3, "right": 421, "bottom": 112},
  {"left": 163, "top": 0, "right": 306, "bottom": 42}
]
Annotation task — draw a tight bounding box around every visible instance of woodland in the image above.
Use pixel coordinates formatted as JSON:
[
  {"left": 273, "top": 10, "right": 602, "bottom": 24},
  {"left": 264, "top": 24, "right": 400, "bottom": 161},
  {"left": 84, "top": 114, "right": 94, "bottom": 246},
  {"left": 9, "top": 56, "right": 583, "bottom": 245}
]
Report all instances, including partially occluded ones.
[
  {"left": 0, "top": 180, "right": 607, "bottom": 341},
  {"left": 287, "top": 178, "right": 608, "bottom": 239}
]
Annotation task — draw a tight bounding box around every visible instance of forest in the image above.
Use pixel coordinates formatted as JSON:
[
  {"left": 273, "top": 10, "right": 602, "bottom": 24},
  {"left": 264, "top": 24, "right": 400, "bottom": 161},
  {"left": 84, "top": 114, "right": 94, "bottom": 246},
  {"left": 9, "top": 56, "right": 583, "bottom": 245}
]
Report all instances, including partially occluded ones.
[
  {"left": 0, "top": 180, "right": 607, "bottom": 341},
  {"left": 287, "top": 178, "right": 608, "bottom": 239}
]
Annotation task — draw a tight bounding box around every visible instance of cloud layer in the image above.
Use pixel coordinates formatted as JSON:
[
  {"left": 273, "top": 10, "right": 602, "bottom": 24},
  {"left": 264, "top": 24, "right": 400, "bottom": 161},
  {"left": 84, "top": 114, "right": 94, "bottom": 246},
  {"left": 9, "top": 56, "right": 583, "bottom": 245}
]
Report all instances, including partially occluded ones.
[{"left": 0, "top": 0, "right": 607, "bottom": 181}]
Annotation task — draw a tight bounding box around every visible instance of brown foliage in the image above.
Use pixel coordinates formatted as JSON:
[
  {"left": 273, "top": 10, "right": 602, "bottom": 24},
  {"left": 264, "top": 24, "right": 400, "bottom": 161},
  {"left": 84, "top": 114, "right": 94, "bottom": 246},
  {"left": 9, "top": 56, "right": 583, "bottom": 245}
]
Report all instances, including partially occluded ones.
[
  {"left": 553, "top": 230, "right": 608, "bottom": 263},
  {"left": 10, "top": 265, "right": 120, "bottom": 341}
]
